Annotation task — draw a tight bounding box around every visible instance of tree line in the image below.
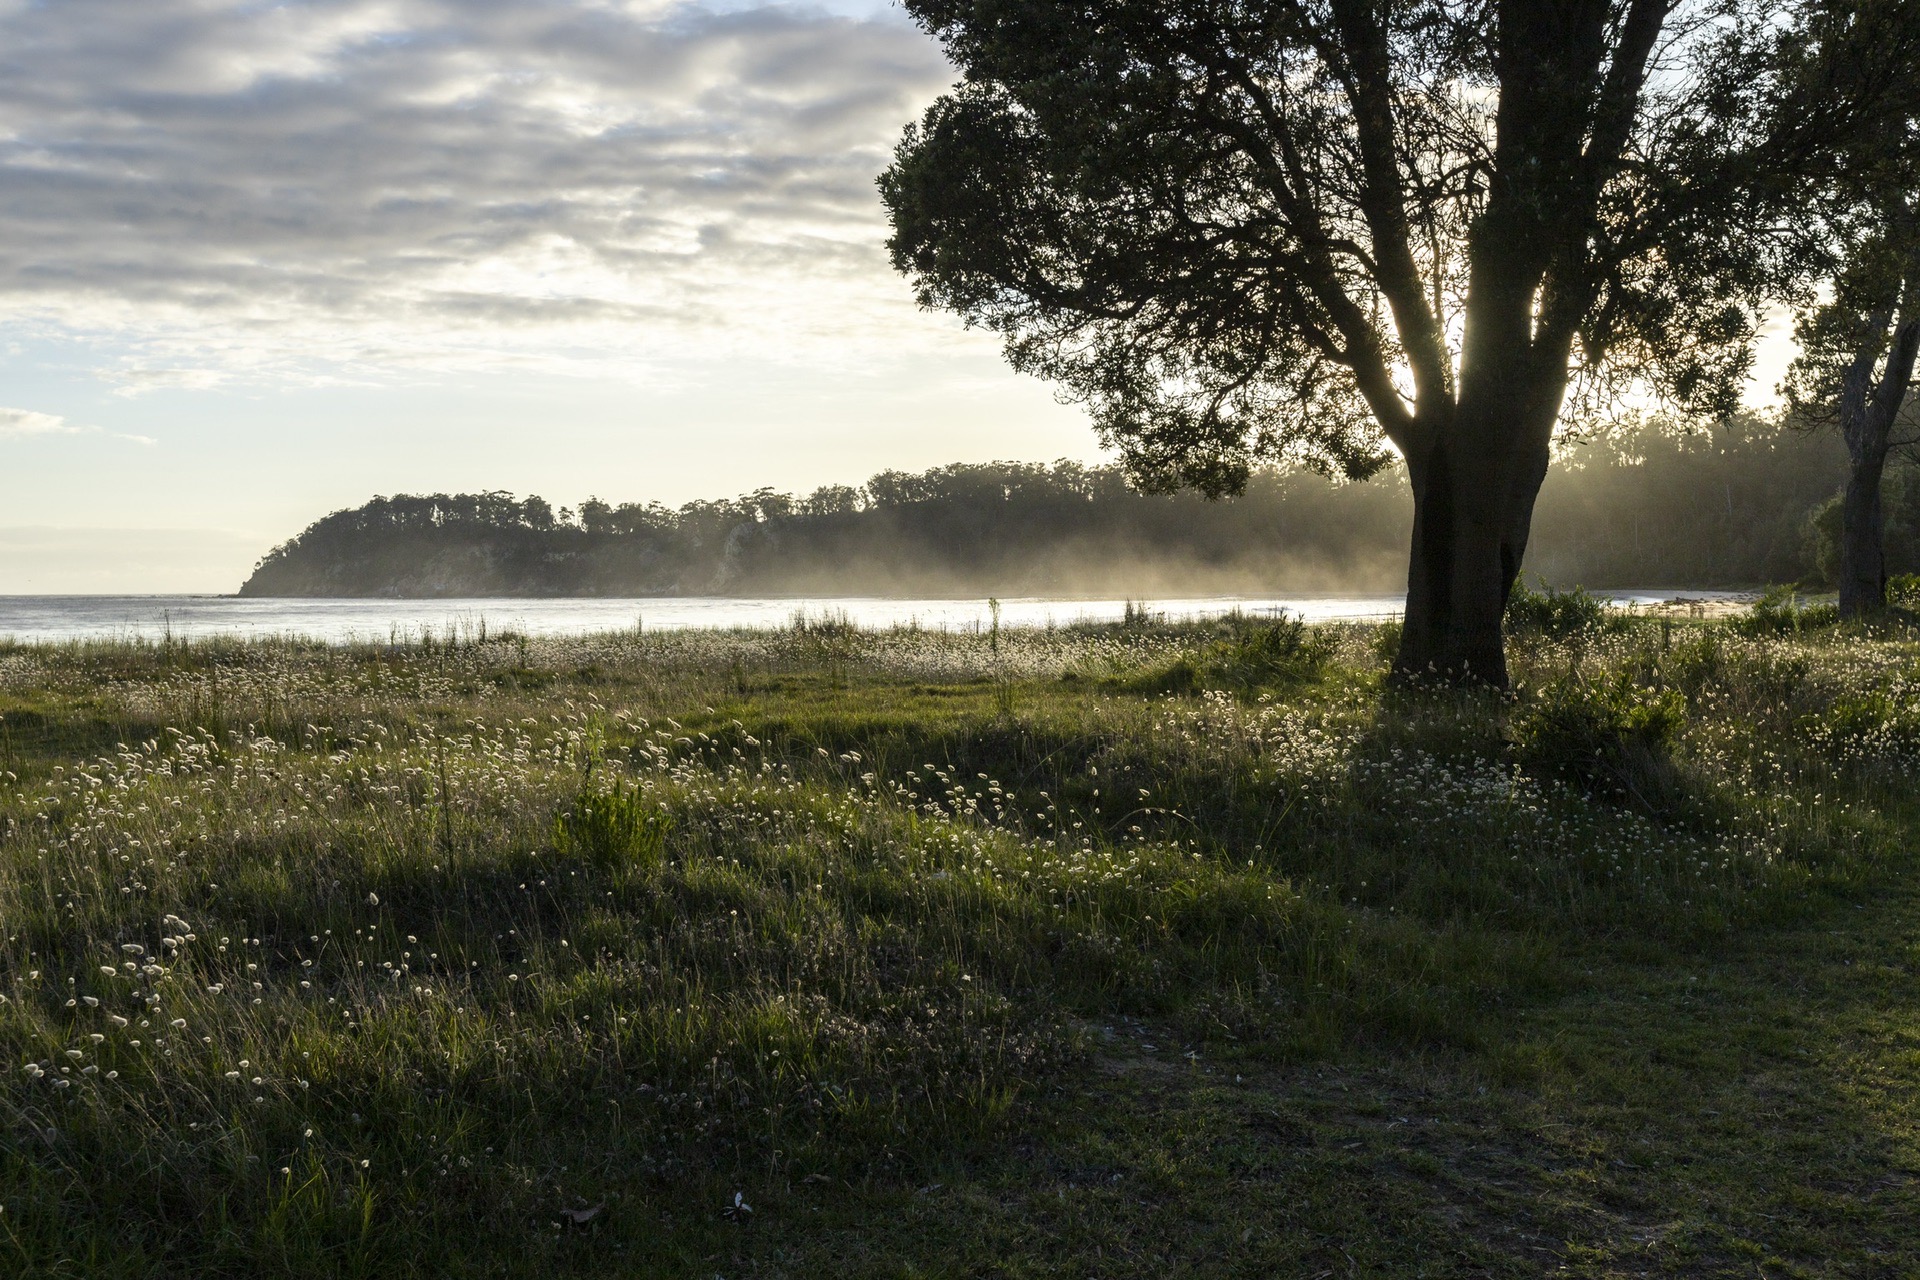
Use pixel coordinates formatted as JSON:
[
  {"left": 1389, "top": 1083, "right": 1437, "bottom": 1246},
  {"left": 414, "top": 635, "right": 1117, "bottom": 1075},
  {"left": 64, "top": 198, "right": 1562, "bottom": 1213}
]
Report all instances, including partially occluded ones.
[{"left": 241, "top": 415, "right": 1878, "bottom": 598}]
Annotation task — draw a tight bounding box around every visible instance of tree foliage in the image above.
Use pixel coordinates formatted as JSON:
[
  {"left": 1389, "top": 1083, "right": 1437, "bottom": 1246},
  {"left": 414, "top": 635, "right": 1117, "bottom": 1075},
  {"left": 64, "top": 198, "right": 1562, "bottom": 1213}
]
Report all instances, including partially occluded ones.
[
  {"left": 1779, "top": 0, "right": 1920, "bottom": 445},
  {"left": 881, "top": 0, "right": 1788, "bottom": 497}
]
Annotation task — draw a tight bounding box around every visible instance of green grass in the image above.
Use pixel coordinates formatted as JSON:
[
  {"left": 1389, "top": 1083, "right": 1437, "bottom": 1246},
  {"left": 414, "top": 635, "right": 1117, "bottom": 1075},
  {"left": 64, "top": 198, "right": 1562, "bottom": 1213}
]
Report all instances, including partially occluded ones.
[{"left": 0, "top": 614, "right": 1917, "bottom": 1276}]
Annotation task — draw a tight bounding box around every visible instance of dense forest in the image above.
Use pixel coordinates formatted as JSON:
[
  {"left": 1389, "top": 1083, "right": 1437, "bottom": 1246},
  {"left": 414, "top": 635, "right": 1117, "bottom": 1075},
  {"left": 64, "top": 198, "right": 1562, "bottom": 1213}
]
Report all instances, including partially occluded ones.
[{"left": 240, "top": 417, "right": 1895, "bottom": 598}]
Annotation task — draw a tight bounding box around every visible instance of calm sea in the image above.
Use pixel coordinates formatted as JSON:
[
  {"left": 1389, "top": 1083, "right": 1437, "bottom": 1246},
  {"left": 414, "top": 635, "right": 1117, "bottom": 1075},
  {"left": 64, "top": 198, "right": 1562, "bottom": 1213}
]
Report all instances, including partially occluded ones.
[{"left": 0, "top": 593, "right": 1745, "bottom": 645}]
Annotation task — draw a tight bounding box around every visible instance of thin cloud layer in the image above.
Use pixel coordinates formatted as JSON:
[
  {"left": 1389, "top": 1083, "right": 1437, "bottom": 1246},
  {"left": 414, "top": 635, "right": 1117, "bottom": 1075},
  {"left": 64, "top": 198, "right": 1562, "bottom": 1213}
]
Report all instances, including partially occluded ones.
[
  {"left": 0, "top": 404, "right": 154, "bottom": 444},
  {"left": 0, "top": 0, "right": 954, "bottom": 384},
  {"left": 0, "top": 406, "right": 79, "bottom": 437}
]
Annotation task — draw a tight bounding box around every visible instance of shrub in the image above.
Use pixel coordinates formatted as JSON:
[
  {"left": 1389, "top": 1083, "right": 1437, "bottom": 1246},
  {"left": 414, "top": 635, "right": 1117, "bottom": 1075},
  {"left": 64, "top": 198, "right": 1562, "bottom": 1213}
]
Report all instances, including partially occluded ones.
[
  {"left": 1508, "top": 672, "right": 1687, "bottom": 811},
  {"left": 1737, "top": 585, "right": 1839, "bottom": 635},
  {"left": 1126, "top": 617, "right": 1332, "bottom": 694},
  {"left": 1660, "top": 630, "right": 1812, "bottom": 727},
  {"left": 554, "top": 779, "right": 672, "bottom": 869},
  {"left": 1661, "top": 630, "right": 1727, "bottom": 695},
  {"left": 1801, "top": 689, "right": 1920, "bottom": 767},
  {"left": 1229, "top": 616, "right": 1331, "bottom": 679},
  {"left": 1505, "top": 578, "right": 1611, "bottom": 637}
]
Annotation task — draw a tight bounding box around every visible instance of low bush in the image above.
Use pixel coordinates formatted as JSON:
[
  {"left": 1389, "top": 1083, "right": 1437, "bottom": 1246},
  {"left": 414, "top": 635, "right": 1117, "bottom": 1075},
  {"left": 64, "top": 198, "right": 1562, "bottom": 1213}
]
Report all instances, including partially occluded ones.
[
  {"left": 1736, "top": 585, "right": 1840, "bottom": 634},
  {"left": 553, "top": 778, "right": 672, "bottom": 869},
  {"left": 1800, "top": 686, "right": 1920, "bottom": 772},
  {"left": 1505, "top": 579, "right": 1614, "bottom": 637},
  {"left": 1660, "top": 630, "right": 1813, "bottom": 717},
  {"left": 1124, "top": 616, "right": 1332, "bottom": 694},
  {"left": 1508, "top": 671, "right": 1687, "bottom": 813}
]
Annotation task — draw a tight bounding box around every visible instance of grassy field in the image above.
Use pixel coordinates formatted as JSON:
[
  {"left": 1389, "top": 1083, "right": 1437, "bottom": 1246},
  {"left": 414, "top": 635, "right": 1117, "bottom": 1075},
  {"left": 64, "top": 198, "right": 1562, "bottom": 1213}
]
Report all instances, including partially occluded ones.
[{"left": 2, "top": 605, "right": 1918, "bottom": 1277}]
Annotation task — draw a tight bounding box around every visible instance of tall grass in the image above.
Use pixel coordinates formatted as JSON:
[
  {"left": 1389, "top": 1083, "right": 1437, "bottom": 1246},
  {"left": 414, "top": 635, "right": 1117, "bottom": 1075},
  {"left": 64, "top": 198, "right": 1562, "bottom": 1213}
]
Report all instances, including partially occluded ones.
[{"left": 0, "top": 610, "right": 1914, "bottom": 1274}]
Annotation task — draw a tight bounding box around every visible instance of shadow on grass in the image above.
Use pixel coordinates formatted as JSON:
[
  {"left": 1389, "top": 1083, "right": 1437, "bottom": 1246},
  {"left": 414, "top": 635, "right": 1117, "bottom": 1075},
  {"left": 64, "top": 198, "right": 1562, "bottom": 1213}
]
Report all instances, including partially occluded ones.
[{"left": 712, "top": 860, "right": 1920, "bottom": 1279}]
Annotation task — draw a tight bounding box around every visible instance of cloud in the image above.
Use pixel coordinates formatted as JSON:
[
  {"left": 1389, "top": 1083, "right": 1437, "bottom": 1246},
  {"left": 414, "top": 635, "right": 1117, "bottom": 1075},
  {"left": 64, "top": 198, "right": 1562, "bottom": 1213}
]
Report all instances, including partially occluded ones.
[
  {"left": 0, "top": 404, "right": 153, "bottom": 444},
  {"left": 0, "top": 406, "right": 80, "bottom": 437},
  {"left": 0, "top": 1, "right": 957, "bottom": 385}
]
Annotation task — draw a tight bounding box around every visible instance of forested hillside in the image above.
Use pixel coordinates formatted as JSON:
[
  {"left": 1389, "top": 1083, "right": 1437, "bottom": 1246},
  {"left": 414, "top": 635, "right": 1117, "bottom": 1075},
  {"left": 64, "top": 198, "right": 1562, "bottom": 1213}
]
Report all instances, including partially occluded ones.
[{"left": 241, "top": 418, "right": 1877, "bottom": 597}]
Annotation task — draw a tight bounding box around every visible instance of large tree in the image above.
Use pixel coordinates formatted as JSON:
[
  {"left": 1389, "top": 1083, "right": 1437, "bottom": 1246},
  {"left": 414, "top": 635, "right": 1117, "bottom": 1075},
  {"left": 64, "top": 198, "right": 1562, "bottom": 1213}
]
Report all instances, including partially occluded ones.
[
  {"left": 881, "top": 0, "right": 1802, "bottom": 684},
  {"left": 1780, "top": 0, "right": 1920, "bottom": 619}
]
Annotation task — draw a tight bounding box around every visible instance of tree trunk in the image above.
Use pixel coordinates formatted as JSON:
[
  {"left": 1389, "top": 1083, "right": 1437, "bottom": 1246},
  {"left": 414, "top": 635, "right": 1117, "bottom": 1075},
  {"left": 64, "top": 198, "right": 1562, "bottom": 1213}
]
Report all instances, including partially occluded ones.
[
  {"left": 1393, "top": 428, "right": 1547, "bottom": 687},
  {"left": 1499, "top": 436, "right": 1554, "bottom": 603},
  {"left": 1396, "top": 445, "right": 1448, "bottom": 677},
  {"left": 1393, "top": 152, "right": 1571, "bottom": 687},
  {"left": 1838, "top": 450, "right": 1888, "bottom": 618}
]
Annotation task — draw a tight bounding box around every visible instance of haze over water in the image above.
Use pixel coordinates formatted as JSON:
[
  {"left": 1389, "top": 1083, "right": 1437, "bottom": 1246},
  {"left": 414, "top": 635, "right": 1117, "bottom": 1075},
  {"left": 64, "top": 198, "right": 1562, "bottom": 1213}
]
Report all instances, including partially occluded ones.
[{"left": 0, "top": 593, "right": 1749, "bottom": 645}]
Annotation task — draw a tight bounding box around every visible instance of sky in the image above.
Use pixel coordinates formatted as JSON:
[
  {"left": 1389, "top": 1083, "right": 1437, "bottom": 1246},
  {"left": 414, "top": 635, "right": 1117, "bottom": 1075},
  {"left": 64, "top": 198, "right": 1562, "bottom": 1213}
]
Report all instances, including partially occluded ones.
[
  {"left": 0, "top": 0, "right": 1101, "bottom": 592},
  {"left": 0, "top": 0, "right": 1798, "bottom": 594}
]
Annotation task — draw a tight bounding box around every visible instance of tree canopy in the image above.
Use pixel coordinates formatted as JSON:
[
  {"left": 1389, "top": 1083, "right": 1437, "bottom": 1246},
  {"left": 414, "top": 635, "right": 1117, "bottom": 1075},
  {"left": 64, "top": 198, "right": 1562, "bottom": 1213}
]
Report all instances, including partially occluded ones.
[{"left": 885, "top": 0, "right": 1781, "bottom": 493}]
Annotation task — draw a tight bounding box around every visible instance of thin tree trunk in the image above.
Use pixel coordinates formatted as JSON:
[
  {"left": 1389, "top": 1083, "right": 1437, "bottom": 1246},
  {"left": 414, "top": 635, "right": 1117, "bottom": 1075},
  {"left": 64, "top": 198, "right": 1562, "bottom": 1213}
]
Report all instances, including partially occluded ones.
[
  {"left": 1499, "top": 436, "right": 1554, "bottom": 604},
  {"left": 1837, "top": 296, "right": 1920, "bottom": 619},
  {"left": 1838, "top": 450, "right": 1888, "bottom": 617},
  {"left": 1396, "top": 444, "right": 1450, "bottom": 676}
]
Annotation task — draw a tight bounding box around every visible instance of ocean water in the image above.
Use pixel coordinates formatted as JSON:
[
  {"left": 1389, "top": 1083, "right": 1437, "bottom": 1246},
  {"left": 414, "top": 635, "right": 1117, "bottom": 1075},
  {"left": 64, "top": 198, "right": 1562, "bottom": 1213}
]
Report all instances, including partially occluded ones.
[{"left": 0, "top": 592, "right": 1749, "bottom": 645}]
